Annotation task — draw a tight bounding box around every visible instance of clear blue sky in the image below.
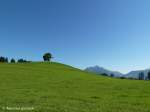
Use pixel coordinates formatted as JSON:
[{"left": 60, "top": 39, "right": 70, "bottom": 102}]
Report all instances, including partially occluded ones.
[{"left": 0, "top": 0, "right": 150, "bottom": 73}]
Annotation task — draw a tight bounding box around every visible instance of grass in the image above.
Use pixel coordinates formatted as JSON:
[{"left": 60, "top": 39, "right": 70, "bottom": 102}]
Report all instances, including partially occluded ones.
[{"left": 0, "top": 62, "right": 150, "bottom": 112}]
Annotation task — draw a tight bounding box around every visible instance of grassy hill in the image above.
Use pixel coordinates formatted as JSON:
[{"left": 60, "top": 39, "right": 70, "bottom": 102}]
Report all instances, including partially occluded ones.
[{"left": 0, "top": 62, "right": 150, "bottom": 112}]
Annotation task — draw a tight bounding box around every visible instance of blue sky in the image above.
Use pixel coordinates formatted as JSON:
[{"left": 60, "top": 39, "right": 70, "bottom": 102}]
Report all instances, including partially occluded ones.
[{"left": 0, "top": 0, "right": 150, "bottom": 73}]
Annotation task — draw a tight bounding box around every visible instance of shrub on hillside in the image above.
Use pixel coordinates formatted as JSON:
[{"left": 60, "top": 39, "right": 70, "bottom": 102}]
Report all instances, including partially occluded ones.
[
  {"left": 147, "top": 71, "right": 150, "bottom": 80},
  {"left": 120, "top": 76, "right": 126, "bottom": 79},
  {"left": 110, "top": 74, "right": 114, "bottom": 77},
  {"left": 18, "top": 59, "right": 27, "bottom": 63},
  {"left": 101, "top": 73, "right": 108, "bottom": 76},
  {"left": 138, "top": 72, "right": 144, "bottom": 80}
]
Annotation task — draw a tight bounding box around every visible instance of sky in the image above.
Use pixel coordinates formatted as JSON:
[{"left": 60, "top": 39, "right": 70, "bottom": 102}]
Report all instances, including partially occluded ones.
[{"left": 0, "top": 0, "right": 150, "bottom": 73}]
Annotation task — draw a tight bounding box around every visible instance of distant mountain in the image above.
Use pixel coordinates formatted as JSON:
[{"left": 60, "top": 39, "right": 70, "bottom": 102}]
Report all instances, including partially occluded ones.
[
  {"left": 85, "top": 66, "right": 123, "bottom": 77},
  {"left": 124, "top": 68, "right": 150, "bottom": 79},
  {"left": 85, "top": 65, "right": 150, "bottom": 80}
]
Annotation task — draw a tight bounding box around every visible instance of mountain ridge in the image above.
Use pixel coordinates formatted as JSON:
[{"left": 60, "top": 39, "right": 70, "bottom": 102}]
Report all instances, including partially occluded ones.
[
  {"left": 85, "top": 65, "right": 123, "bottom": 77},
  {"left": 85, "top": 65, "right": 150, "bottom": 79}
]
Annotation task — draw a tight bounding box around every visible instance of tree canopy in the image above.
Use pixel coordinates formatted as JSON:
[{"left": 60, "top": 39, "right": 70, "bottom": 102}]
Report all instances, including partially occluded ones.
[{"left": 43, "top": 53, "right": 53, "bottom": 62}]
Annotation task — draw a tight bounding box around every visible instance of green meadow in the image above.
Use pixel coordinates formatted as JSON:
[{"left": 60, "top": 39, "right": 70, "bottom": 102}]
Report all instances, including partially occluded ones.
[{"left": 0, "top": 62, "right": 150, "bottom": 112}]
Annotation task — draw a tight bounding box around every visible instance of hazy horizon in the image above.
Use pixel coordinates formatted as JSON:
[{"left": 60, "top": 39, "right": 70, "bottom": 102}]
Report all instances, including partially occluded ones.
[{"left": 1, "top": 0, "right": 150, "bottom": 73}]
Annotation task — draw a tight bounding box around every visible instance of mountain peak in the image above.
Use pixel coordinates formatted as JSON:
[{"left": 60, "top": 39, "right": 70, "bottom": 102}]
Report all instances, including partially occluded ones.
[{"left": 85, "top": 65, "right": 123, "bottom": 77}]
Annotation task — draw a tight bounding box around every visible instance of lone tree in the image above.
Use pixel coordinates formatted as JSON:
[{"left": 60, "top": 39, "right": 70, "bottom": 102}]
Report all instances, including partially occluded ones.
[
  {"left": 43, "top": 53, "right": 52, "bottom": 62},
  {"left": 147, "top": 71, "right": 150, "bottom": 80},
  {"left": 138, "top": 72, "right": 144, "bottom": 80},
  {"left": 10, "top": 58, "right": 15, "bottom": 63}
]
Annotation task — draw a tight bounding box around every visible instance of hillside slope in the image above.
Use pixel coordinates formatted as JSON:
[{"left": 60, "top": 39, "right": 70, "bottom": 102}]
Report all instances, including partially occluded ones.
[{"left": 0, "top": 62, "right": 150, "bottom": 112}]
